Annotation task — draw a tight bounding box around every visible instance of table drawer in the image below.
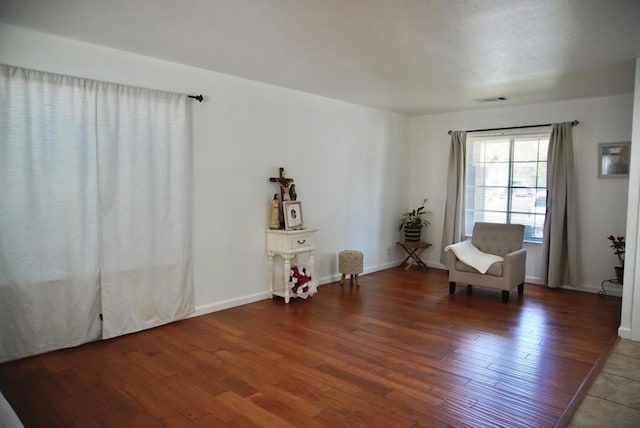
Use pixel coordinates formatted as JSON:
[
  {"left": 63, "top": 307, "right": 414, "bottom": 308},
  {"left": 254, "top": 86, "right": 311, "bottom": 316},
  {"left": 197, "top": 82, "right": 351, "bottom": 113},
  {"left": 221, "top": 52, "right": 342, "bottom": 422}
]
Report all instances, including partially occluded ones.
[{"left": 288, "top": 234, "right": 314, "bottom": 250}]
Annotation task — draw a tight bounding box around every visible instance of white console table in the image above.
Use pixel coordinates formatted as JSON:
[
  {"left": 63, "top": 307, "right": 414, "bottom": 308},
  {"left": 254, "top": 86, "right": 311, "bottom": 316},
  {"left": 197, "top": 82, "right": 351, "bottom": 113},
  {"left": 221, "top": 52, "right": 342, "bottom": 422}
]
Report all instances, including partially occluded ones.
[{"left": 266, "top": 228, "right": 317, "bottom": 303}]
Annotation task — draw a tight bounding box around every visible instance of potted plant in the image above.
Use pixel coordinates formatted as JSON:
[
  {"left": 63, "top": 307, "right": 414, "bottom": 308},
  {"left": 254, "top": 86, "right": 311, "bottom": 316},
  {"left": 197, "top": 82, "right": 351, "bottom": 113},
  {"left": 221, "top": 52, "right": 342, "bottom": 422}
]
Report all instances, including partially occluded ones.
[
  {"left": 399, "top": 198, "right": 432, "bottom": 242},
  {"left": 607, "top": 235, "right": 625, "bottom": 283}
]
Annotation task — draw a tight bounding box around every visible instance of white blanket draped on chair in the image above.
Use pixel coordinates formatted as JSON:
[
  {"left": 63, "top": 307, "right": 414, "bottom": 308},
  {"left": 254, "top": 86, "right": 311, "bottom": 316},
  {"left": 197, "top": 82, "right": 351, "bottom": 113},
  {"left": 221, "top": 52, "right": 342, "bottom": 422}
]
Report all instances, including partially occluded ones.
[{"left": 445, "top": 240, "right": 503, "bottom": 274}]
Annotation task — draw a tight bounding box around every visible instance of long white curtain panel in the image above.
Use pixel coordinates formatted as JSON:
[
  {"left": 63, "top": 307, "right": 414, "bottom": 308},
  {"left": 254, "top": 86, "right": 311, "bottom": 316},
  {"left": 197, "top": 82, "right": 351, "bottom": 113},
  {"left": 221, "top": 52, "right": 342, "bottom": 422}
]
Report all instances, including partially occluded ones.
[
  {"left": 0, "top": 66, "right": 102, "bottom": 361},
  {"left": 96, "top": 84, "right": 193, "bottom": 339},
  {"left": 0, "top": 65, "right": 193, "bottom": 362}
]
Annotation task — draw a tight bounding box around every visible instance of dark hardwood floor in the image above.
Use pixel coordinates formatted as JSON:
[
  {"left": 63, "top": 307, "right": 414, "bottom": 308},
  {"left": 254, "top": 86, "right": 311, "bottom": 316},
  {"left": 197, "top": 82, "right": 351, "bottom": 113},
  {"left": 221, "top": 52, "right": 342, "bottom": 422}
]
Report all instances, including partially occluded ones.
[{"left": 0, "top": 268, "right": 622, "bottom": 427}]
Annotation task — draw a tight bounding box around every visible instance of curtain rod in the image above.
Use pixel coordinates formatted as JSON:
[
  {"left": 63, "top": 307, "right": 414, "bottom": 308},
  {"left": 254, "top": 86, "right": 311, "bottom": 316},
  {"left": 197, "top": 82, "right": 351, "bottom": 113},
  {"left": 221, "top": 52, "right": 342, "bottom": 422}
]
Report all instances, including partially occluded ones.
[
  {"left": 447, "top": 120, "right": 579, "bottom": 135},
  {"left": 4, "top": 62, "right": 207, "bottom": 103}
]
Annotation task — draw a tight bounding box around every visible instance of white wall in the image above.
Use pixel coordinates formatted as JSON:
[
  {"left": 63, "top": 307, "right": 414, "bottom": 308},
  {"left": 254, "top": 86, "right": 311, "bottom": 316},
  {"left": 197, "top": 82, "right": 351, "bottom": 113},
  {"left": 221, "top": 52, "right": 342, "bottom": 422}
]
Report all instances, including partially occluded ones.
[
  {"left": 409, "top": 95, "right": 633, "bottom": 293},
  {"left": 620, "top": 59, "right": 640, "bottom": 340},
  {"left": 0, "top": 23, "right": 411, "bottom": 315},
  {"left": 2, "top": 21, "right": 634, "bottom": 318}
]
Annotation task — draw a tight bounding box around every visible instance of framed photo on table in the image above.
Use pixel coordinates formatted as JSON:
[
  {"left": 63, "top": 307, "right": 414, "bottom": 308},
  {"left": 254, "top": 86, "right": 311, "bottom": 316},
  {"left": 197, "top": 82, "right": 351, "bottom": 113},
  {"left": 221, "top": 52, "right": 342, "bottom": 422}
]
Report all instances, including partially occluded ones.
[
  {"left": 283, "top": 201, "right": 304, "bottom": 230},
  {"left": 599, "top": 142, "right": 630, "bottom": 178}
]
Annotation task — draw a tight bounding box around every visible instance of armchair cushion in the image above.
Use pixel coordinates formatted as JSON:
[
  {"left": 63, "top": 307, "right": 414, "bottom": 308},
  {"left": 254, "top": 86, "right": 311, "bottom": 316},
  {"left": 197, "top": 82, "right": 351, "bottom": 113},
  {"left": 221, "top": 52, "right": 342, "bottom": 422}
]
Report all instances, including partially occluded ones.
[{"left": 455, "top": 260, "right": 503, "bottom": 277}]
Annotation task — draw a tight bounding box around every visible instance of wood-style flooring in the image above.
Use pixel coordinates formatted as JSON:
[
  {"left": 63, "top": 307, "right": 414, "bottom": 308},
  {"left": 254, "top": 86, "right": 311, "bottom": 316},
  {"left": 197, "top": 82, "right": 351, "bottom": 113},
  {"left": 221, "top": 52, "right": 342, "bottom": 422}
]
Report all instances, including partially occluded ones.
[{"left": 0, "top": 268, "right": 622, "bottom": 427}]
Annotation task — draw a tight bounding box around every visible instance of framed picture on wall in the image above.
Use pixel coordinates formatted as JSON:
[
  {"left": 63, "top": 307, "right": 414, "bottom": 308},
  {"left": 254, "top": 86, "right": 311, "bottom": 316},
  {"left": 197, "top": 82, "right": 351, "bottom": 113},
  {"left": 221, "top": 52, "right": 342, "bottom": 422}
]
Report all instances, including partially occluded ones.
[
  {"left": 283, "top": 201, "right": 304, "bottom": 230},
  {"left": 599, "top": 142, "right": 630, "bottom": 178}
]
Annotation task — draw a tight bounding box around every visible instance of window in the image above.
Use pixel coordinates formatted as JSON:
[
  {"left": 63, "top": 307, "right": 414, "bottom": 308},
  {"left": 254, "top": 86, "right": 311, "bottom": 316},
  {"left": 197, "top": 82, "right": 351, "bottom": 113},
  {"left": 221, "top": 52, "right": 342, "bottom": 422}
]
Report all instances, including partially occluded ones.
[{"left": 465, "top": 130, "right": 550, "bottom": 243}]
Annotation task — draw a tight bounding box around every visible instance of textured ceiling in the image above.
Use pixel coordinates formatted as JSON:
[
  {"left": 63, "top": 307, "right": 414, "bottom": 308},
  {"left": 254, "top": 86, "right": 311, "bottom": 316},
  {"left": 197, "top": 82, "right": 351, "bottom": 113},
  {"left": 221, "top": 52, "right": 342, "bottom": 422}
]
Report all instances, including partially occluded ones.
[{"left": 2, "top": 0, "right": 640, "bottom": 115}]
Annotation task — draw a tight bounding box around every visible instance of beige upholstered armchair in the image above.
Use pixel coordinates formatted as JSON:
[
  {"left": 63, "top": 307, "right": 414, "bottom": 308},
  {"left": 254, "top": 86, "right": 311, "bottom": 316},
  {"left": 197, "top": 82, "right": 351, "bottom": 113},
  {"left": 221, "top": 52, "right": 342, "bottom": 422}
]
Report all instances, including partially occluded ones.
[{"left": 446, "top": 222, "right": 526, "bottom": 303}]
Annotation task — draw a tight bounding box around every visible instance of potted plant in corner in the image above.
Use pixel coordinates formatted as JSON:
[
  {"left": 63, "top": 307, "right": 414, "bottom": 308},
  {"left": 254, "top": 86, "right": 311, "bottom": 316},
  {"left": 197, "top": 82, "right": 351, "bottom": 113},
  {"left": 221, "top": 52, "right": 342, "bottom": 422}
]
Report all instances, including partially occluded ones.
[
  {"left": 607, "top": 235, "right": 625, "bottom": 283},
  {"left": 399, "top": 198, "right": 432, "bottom": 242}
]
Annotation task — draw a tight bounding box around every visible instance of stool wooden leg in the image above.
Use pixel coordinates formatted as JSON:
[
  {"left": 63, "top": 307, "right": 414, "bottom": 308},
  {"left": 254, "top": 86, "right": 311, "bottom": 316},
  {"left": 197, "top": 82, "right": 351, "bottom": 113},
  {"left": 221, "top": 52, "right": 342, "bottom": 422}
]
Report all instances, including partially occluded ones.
[
  {"left": 354, "top": 274, "right": 359, "bottom": 287},
  {"left": 340, "top": 274, "right": 345, "bottom": 285}
]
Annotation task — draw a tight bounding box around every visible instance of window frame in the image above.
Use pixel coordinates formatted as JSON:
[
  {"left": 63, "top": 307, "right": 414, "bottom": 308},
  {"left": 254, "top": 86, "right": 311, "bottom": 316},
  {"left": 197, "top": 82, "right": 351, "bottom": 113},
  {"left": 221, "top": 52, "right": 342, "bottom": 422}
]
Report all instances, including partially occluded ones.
[{"left": 464, "top": 129, "right": 551, "bottom": 244}]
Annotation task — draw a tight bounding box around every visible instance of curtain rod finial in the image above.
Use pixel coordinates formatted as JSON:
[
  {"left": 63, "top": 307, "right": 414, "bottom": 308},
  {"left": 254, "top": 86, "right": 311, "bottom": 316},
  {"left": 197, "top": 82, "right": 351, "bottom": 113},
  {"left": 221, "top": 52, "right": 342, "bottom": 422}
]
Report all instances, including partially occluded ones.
[
  {"left": 448, "top": 130, "right": 453, "bottom": 135},
  {"left": 188, "top": 94, "right": 204, "bottom": 102}
]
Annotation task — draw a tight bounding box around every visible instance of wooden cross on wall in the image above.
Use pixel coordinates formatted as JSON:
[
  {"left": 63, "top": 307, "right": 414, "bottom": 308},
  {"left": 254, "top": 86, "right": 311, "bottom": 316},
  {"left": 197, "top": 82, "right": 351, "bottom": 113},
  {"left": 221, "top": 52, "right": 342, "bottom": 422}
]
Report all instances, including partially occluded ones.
[
  {"left": 269, "top": 167, "right": 294, "bottom": 228},
  {"left": 269, "top": 167, "right": 294, "bottom": 201}
]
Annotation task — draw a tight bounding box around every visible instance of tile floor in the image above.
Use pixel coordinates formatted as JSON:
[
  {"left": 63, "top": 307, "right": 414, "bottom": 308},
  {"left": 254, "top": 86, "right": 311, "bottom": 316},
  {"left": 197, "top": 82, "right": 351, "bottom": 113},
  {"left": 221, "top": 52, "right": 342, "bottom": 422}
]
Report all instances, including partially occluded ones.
[{"left": 569, "top": 338, "right": 640, "bottom": 427}]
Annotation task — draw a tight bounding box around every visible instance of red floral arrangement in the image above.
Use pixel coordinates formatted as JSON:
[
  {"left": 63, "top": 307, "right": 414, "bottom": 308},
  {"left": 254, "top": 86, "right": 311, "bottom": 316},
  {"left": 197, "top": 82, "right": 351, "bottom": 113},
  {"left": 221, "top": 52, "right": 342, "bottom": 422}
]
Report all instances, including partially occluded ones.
[{"left": 289, "top": 266, "right": 312, "bottom": 295}]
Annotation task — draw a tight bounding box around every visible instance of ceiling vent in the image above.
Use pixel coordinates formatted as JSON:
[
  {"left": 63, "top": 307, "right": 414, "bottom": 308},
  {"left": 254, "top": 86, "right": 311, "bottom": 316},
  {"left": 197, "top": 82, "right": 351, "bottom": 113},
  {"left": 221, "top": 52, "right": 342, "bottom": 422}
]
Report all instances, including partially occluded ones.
[{"left": 474, "top": 96, "right": 507, "bottom": 103}]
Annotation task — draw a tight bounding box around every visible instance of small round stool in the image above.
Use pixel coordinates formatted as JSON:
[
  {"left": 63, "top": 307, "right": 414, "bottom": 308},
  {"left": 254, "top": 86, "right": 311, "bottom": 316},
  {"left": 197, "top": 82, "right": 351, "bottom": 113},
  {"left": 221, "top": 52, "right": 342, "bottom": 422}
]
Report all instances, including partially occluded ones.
[{"left": 339, "top": 250, "right": 364, "bottom": 286}]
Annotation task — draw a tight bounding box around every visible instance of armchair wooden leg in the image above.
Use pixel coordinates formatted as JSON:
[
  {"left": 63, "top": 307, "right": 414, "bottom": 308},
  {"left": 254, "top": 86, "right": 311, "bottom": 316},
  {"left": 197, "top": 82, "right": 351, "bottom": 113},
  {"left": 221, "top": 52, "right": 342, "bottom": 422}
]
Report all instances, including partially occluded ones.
[
  {"left": 502, "top": 290, "right": 509, "bottom": 303},
  {"left": 466, "top": 285, "right": 473, "bottom": 295},
  {"left": 340, "top": 274, "right": 345, "bottom": 285},
  {"left": 449, "top": 282, "right": 456, "bottom": 294},
  {"left": 517, "top": 283, "right": 524, "bottom": 295}
]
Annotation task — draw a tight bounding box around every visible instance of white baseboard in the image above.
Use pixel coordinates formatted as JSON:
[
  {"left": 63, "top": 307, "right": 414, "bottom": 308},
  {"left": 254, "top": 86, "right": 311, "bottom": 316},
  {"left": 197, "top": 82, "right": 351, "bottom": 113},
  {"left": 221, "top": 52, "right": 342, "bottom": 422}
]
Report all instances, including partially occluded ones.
[
  {"left": 424, "top": 263, "right": 545, "bottom": 286},
  {"left": 421, "top": 265, "right": 614, "bottom": 297},
  {"left": 427, "top": 261, "right": 447, "bottom": 270},
  {"left": 190, "top": 259, "right": 404, "bottom": 318},
  {"left": 561, "top": 283, "right": 622, "bottom": 297},
  {"left": 190, "top": 291, "right": 269, "bottom": 318},
  {"left": 318, "top": 259, "right": 404, "bottom": 285},
  {"left": 618, "top": 326, "right": 632, "bottom": 339},
  {"left": 191, "top": 261, "right": 619, "bottom": 320}
]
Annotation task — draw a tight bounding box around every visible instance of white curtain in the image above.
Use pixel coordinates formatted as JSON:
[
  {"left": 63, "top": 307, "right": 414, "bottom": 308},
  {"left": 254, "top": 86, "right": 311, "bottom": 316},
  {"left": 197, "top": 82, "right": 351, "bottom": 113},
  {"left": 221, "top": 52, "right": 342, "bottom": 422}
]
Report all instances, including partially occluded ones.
[
  {"left": 97, "top": 84, "right": 193, "bottom": 338},
  {"left": 542, "top": 122, "right": 579, "bottom": 287},
  {"left": 0, "top": 65, "right": 102, "bottom": 361},
  {"left": 440, "top": 131, "right": 467, "bottom": 264},
  {"left": 0, "top": 64, "right": 193, "bottom": 361}
]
